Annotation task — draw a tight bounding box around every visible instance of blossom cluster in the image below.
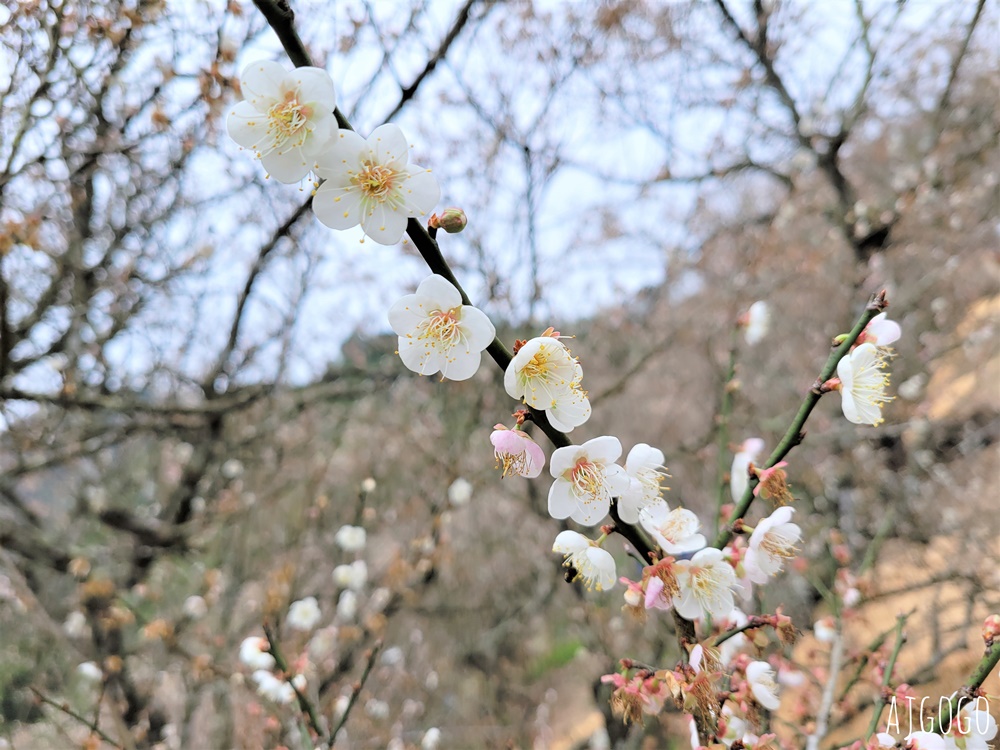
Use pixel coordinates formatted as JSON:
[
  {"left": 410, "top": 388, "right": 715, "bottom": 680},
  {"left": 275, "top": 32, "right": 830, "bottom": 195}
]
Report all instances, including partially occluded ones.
[
  {"left": 228, "top": 59, "right": 913, "bottom": 748},
  {"left": 228, "top": 61, "right": 438, "bottom": 245}
]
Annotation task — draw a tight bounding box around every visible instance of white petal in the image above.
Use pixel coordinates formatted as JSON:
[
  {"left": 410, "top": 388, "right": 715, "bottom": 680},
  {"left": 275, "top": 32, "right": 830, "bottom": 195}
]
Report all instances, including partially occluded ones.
[
  {"left": 552, "top": 530, "right": 588, "bottom": 554},
  {"left": 570, "top": 494, "right": 609, "bottom": 527},
  {"left": 837, "top": 351, "right": 855, "bottom": 390},
  {"left": 415, "top": 274, "right": 462, "bottom": 310},
  {"left": 398, "top": 338, "right": 445, "bottom": 376},
  {"left": 387, "top": 293, "right": 424, "bottom": 336},
  {"left": 840, "top": 390, "right": 860, "bottom": 424},
  {"left": 293, "top": 67, "right": 337, "bottom": 112},
  {"left": 227, "top": 101, "right": 270, "bottom": 149},
  {"left": 399, "top": 168, "right": 440, "bottom": 216},
  {"left": 582, "top": 435, "right": 622, "bottom": 464},
  {"left": 547, "top": 396, "right": 591, "bottom": 432},
  {"left": 314, "top": 129, "right": 366, "bottom": 176},
  {"left": 585, "top": 547, "right": 617, "bottom": 590},
  {"left": 604, "top": 465, "right": 631, "bottom": 495},
  {"left": 625, "top": 443, "right": 664, "bottom": 473},
  {"left": 240, "top": 59, "right": 286, "bottom": 108},
  {"left": 549, "top": 445, "right": 581, "bottom": 477},
  {"left": 459, "top": 306, "right": 496, "bottom": 351},
  {"left": 313, "top": 184, "right": 364, "bottom": 230},
  {"left": 547, "top": 478, "right": 577, "bottom": 519},
  {"left": 260, "top": 148, "right": 311, "bottom": 183},
  {"left": 367, "top": 123, "right": 409, "bottom": 169},
  {"left": 851, "top": 342, "right": 879, "bottom": 371},
  {"left": 440, "top": 350, "right": 482, "bottom": 382},
  {"left": 852, "top": 397, "right": 883, "bottom": 426},
  {"left": 360, "top": 200, "right": 409, "bottom": 245}
]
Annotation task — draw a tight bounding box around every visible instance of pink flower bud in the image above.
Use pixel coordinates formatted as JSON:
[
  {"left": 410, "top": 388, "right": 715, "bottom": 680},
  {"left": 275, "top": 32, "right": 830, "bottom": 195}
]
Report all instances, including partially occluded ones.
[{"left": 429, "top": 207, "right": 467, "bottom": 233}]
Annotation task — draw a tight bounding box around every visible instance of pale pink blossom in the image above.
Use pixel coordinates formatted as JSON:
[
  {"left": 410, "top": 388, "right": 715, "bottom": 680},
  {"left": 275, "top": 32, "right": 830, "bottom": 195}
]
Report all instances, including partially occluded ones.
[{"left": 491, "top": 425, "right": 545, "bottom": 478}]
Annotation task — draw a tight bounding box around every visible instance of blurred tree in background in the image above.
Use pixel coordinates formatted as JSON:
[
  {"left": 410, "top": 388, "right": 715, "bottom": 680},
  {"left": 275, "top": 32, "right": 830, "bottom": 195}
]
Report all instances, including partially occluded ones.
[{"left": 0, "top": 0, "right": 997, "bottom": 748}]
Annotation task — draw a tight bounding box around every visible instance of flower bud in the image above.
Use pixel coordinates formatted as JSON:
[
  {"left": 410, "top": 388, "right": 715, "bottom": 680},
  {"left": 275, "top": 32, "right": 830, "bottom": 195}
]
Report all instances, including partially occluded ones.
[
  {"left": 429, "top": 207, "right": 467, "bottom": 233},
  {"left": 983, "top": 613, "right": 1000, "bottom": 645}
]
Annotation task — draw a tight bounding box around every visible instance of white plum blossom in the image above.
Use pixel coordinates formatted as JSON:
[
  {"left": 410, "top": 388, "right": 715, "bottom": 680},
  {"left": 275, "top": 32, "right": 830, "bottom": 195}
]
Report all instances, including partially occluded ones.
[
  {"left": 388, "top": 275, "right": 496, "bottom": 381},
  {"left": 552, "top": 530, "right": 617, "bottom": 591},
  {"left": 743, "top": 301, "right": 771, "bottom": 345},
  {"left": 744, "top": 506, "right": 801, "bottom": 584},
  {"left": 287, "top": 596, "right": 322, "bottom": 631},
  {"left": 547, "top": 436, "right": 630, "bottom": 526},
  {"left": 313, "top": 123, "right": 440, "bottom": 244},
  {"left": 308, "top": 626, "right": 339, "bottom": 661},
  {"left": 674, "top": 548, "right": 739, "bottom": 620},
  {"left": 731, "top": 437, "right": 765, "bottom": 503},
  {"left": 333, "top": 560, "right": 368, "bottom": 591},
  {"left": 63, "top": 610, "right": 88, "bottom": 639},
  {"left": 638, "top": 500, "right": 706, "bottom": 555},
  {"left": 421, "top": 728, "right": 442, "bottom": 750},
  {"left": 361, "top": 477, "right": 377, "bottom": 493},
  {"left": 239, "top": 636, "right": 275, "bottom": 670},
  {"left": 227, "top": 61, "right": 338, "bottom": 183},
  {"left": 447, "top": 477, "right": 473, "bottom": 506},
  {"left": 860, "top": 312, "right": 902, "bottom": 349},
  {"left": 814, "top": 615, "right": 837, "bottom": 643},
  {"left": 943, "top": 701, "right": 998, "bottom": 750},
  {"left": 745, "top": 661, "right": 781, "bottom": 711},
  {"left": 617, "top": 443, "right": 669, "bottom": 523},
  {"left": 335, "top": 524, "right": 367, "bottom": 552},
  {"left": 182, "top": 595, "right": 208, "bottom": 620},
  {"left": 837, "top": 342, "right": 893, "bottom": 426},
  {"left": 76, "top": 662, "right": 103, "bottom": 683},
  {"left": 336, "top": 590, "right": 358, "bottom": 621},
  {"left": 504, "top": 335, "right": 591, "bottom": 432},
  {"left": 491, "top": 425, "right": 545, "bottom": 479},
  {"left": 252, "top": 670, "right": 296, "bottom": 704},
  {"left": 717, "top": 608, "right": 751, "bottom": 666}
]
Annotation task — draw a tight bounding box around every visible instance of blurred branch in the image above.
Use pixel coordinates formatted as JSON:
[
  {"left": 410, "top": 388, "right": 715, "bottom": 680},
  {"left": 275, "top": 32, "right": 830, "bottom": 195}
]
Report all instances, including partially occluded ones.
[
  {"left": 806, "top": 623, "right": 844, "bottom": 750},
  {"left": 262, "top": 621, "right": 325, "bottom": 741},
  {"left": 30, "top": 687, "right": 125, "bottom": 750},
  {"left": 326, "top": 640, "right": 383, "bottom": 746},
  {"left": 865, "top": 611, "right": 910, "bottom": 740}
]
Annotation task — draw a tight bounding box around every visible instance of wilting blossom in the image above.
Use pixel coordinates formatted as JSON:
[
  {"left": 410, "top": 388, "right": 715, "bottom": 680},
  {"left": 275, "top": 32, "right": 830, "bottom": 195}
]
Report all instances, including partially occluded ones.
[{"left": 491, "top": 425, "right": 545, "bottom": 478}]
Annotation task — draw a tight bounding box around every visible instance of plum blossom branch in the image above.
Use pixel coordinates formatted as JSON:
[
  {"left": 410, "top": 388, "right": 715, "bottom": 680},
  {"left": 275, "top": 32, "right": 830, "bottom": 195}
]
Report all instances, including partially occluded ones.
[
  {"left": 327, "top": 641, "right": 383, "bottom": 743},
  {"left": 262, "top": 621, "right": 324, "bottom": 740},
  {"left": 865, "top": 611, "right": 910, "bottom": 740},
  {"left": 249, "top": 0, "right": 572, "bottom": 449},
  {"left": 713, "top": 289, "right": 888, "bottom": 549},
  {"left": 30, "top": 687, "right": 125, "bottom": 750},
  {"left": 926, "top": 637, "right": 1000, "bottom": 735}
]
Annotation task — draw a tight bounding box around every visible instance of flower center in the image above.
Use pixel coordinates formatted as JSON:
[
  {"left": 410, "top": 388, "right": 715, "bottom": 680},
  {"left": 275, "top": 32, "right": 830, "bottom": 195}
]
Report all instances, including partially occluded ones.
[
  {"left": 657, "top": 512, "right": 691, "bottom": 543},
  {"left": 421, "top": 308, "right": 461, "bottom": 346},
  {"left": 760, "top": 531, "right": 797, "bottom": 560},
  {"left": 496, "top": 448, "right": 529, "bottom": 478},
  {"left": 267, "top": 91, "right": 309, "bottom": 141},
  {"left": 355, "top": 162, "right": 397, "bottom": 201},
  {"left": 521, "top": 348, "right": 552, "bottom": 380},
  {"left": 571, "top": 458, "right": 607, "bottom": 502}
]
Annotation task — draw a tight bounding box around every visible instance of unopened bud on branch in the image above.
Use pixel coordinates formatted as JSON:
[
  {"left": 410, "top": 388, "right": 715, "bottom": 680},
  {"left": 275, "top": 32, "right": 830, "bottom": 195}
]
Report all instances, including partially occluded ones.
[{"left": 429, "top": 207, "right": 467, "bottom": 234}]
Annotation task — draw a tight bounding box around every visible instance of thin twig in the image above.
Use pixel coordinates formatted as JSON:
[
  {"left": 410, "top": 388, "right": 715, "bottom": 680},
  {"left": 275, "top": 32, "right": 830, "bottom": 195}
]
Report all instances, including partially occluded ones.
[
  {"left": 262, "top": 621, "right": 325, "bottom": 741},
  {"left": 926, "top": 639, "right": 1000, "bottom": 735},
  {"left": 807, "top": 623, "right": 844, "bottom": 750},
  {"left": 31, "top": 687, "right": 125, "bottom": 750},
  {"left": 327, "top": 640, "right": 383, "bottom": 744}
]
